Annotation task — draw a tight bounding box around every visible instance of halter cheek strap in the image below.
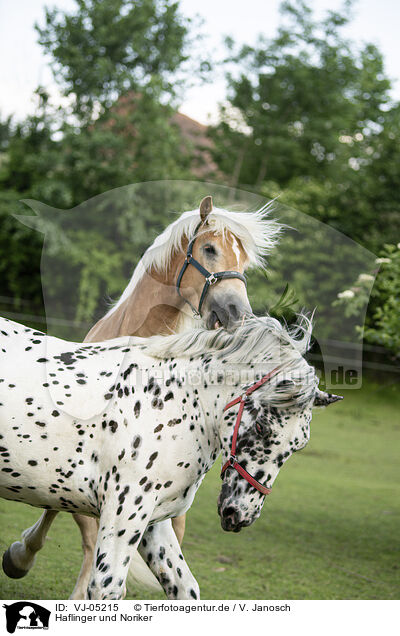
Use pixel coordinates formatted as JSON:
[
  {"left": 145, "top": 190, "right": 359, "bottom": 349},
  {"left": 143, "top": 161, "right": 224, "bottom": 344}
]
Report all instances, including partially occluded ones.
[
  {"left": 176, "top": 221, "right": 247, "bottom": 317},
  {"left": 220, "top": 368, "right": 280, "bottom": 496}
]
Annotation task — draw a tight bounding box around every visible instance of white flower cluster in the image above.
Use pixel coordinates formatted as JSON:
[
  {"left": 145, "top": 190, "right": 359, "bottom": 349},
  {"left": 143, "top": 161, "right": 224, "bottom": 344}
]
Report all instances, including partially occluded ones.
[
  {"left": 375, "top": 257, "right": 391, "bottom": 264},
  {"left": 337, "top": 289, "right": 355, "bottom": 299},
  {"left": 357, "top": 273, "right": 374, "bottom": 283}
]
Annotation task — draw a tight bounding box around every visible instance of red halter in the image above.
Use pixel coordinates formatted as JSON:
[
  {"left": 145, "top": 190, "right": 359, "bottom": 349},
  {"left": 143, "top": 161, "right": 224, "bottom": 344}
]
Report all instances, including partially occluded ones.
[{"left": 220, "top": 368, "right": 279, "bottom": 496}]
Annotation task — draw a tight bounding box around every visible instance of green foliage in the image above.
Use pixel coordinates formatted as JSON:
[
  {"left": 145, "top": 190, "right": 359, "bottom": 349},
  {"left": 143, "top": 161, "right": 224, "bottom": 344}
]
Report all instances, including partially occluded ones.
[
  {"left": 255, "top": 171, "right": 399, "bottom": 258},
  {"left": 245, "top": 194, "right": 376, "bottom": 343},
  {"left": 266, "top": 281, "right": 299, "bottom": 323},
  {"left": 215, "top": 0, "right": 390, "bottom": 184},
  {"left": 211, "top": 0, "right": 400, "bottom": 254},
  {"left": 0, "top": 90, "right": 59, "bottom": 198},
  {"left": 36, "top": 0, "right": 194, "bottom": 119},
  {"left": 0, "top": 96, "right": 192, "bottom": 213},
  {"left": 208, "top": 0, "right": 400, "bottom": 346},
  {"left": 0, "top": 1, "right": 202, "bottom": 325},
  {"left": 0, "top": 112, "right": 12, "bottom": 151},
  {"left": 0, "top": 0, "right": 201, "bottom": 211},
  {"left": 0, "top": 0, "right": 398, "bottom": 355},
  {"left": 0, "top": 191, "right": 44, "bottom": 322},
  {"left": 334, "top": 244, "right": 400, "bottom": 356}
]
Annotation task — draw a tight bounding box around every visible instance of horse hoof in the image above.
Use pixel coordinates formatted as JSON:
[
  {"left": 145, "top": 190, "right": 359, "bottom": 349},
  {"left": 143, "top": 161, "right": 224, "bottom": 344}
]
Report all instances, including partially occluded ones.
[{"left": 2, "top": 548, "right": 29, "bottom": 579}]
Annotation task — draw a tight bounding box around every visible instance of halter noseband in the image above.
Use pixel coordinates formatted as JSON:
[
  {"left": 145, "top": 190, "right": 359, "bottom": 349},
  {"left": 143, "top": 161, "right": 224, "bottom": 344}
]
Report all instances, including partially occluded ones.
[
  {"left": 220, "top": 368, "right": 280, "bottom": 496},
  {"left": 176, "top": 221, "right": 247, "bottom": 317}
]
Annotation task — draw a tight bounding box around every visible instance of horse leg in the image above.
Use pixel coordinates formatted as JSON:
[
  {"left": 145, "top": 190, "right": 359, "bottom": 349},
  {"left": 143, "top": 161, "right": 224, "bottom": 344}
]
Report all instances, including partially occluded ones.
[
  {"left": 138, "top": 519, "right": 200, "bottom": 600},
  {"left": 2, "top": 510, "right": 59, "bottom": 579},
  {"left": 86, "top": 494, "right": 156, "bottom": 600},
  {"left": 69, "top": 515, "right": 99, "bottom": 600},
  {"left": 172, "top": 513, "right": 186, "bottom": 545}
]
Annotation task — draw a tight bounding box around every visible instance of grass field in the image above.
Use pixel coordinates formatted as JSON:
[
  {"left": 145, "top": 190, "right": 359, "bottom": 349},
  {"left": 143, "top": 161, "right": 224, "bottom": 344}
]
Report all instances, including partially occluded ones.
[{"left": 0, "top": 378, "right": 399, "bottom": 600}]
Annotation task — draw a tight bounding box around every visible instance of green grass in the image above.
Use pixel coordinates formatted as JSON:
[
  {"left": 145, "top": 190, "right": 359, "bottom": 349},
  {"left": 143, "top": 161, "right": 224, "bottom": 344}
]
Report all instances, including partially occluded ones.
[{"left": 1, "top": 380, "right": 399, "bottom": 600}]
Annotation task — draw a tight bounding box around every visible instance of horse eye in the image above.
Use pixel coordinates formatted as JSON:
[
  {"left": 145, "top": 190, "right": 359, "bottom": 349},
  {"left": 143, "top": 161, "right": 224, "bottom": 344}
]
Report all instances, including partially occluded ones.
[{"left": 203, "top": 244, "right": 217, "bottom": 256}]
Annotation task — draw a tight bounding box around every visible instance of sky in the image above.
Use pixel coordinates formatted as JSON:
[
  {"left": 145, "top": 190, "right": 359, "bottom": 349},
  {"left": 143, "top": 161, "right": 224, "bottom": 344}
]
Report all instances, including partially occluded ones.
[{"left": 1, "top": 0, "right": 400, "bottom": 124}]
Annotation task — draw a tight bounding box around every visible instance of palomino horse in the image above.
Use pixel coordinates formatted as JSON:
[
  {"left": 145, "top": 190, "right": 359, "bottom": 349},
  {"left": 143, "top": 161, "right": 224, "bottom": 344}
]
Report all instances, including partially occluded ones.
[
  {"left": 0, "top": 315, "right": 341, "bottom": 599},
  {"left": 2, "top": 196, "right": 281, "bottom": 598}
]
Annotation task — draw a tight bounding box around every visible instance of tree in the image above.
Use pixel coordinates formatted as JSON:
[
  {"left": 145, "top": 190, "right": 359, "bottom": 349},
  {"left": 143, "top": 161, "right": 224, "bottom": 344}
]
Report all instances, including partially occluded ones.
[
  {"left": 208, "top": 0, "right": 400, "bottom": 345},
  {"left": 0, "top": 190, "right": 45, "bottom": 328},
  {"left": 0, "top": 0, "right": 207, "bottom": 327},
  {"left": 214, "top": 0, "right": 391, "bottom": 185},
  {"left": 211, "top": 0, "right": 400, "bottom": 252},
  {"left": 36, "top": 0, "right": 197, "bottom": 121}
]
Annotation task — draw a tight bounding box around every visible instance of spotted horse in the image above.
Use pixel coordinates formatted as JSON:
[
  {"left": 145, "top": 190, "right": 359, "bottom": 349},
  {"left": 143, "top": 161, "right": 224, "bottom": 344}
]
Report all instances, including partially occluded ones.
[
  {"left": 0, "top": 314, "right": 342, "bottom": 599},
  {"left": 4, "top": 195, "right": 281, "bottom": 600}
]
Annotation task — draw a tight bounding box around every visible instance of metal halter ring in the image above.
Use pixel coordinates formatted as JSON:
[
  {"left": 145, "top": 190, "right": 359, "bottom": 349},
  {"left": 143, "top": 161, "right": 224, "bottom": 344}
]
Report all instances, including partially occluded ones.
[{"left": 206, "top": 273, "right": 218, "bottom": 285}]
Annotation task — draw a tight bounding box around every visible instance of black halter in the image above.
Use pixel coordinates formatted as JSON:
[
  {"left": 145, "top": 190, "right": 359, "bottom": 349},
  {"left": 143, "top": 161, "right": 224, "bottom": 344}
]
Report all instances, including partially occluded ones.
[{"left": 176, "top": 221, "right": 247, "bottom": 317}]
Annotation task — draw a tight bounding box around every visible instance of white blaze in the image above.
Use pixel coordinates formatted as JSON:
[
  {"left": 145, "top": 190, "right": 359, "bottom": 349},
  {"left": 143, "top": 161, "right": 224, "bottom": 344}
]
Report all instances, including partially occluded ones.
[{"left": 231, "top": 235, "right": 241, "bottom": 268}]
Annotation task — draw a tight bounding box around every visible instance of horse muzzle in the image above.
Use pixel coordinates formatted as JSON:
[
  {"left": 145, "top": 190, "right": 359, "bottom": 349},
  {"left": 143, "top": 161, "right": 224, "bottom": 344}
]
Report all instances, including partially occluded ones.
[
  {"left": 206, "top": 293, "right": 251, "bottom": 330},
  {"left": 217, "top": 486, "right": 255, "bottom": 533},
  {"left": 218, "top": 503, "right": 254, "bottom": 533}
]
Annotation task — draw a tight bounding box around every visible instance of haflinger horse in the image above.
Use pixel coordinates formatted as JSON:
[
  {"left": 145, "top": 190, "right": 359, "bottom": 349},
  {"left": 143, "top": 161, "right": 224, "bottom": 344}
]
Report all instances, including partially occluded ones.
[
  {"left": 2, "top": 196, "right": 282, "bottom": 599},
  {"left": 0, "top": 314, "right": 342, "bottom": 600}
]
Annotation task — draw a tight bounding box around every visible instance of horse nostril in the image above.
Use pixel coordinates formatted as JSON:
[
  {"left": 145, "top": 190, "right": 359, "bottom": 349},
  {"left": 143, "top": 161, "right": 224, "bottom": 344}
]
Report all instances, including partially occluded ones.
[
  {"left": 208, "top": 303, "right": 229, "bottom": 329},
  {"left": 222, "top": 506, "right": 239, "bottom": 523},
  {"left": 227, "top": 304, "right": 242, "bottom": 322},
  {"left": 208, "top": 296, "right": 250, "bottom": 330},
  {"left": 222, "top": 505, "right": 234, "bottom": 518},
  {"left": 220, "top": 506, "right": 242, "bottom": 531}
]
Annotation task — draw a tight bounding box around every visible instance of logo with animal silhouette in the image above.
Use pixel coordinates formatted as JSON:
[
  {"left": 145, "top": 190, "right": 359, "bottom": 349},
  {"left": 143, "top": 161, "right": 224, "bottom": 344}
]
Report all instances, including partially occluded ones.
[{"left": 2, "top": 602, "right": 50, "bottom": 633}]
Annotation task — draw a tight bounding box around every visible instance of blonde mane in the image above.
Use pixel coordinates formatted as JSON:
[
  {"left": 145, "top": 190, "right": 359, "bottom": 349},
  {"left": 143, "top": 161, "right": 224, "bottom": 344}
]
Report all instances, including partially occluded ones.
[
  {"left": 143, "top": 314, "right": 311, "bottom": 362},
  {"left": 105, "top": 202, "right": 282, "bottom": 317},
  {"left": 140, "top": 314, "right": 317, "bottom": 408}
]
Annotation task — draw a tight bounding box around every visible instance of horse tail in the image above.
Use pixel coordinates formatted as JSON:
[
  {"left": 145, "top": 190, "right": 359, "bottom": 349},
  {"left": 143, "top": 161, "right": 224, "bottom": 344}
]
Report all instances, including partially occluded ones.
[{"left": 127, "top": 550, "right": 162, "bottom": 593}]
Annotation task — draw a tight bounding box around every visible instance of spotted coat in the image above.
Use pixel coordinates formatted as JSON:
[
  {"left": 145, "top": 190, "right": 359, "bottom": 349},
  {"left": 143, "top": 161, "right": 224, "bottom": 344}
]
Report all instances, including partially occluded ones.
[{"left": 0, "top": 317, "right": 337, "bottom": 599}]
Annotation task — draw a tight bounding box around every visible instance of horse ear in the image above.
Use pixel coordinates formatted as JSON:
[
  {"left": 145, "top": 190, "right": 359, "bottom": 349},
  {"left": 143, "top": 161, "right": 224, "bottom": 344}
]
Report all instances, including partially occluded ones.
[
  {"left": 314, "top": 389, "right": 343, "bottom": 407},
  {"left": 200, "top": 195, "right": 213, "bottom": 223}
]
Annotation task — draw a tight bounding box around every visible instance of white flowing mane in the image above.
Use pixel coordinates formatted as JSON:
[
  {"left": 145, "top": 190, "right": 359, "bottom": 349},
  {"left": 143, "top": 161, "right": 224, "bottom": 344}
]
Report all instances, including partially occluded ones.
[
  {"left": 141, "top": 315, "right": 317, "bottom": 407},
  {"left": 106, "top": 202, "right": 281, "bottom": 317}
]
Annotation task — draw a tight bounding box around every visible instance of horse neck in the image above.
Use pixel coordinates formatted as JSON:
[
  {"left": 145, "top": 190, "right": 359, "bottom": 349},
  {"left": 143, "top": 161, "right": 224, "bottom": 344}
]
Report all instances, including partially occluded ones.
[
  {"left": 191, "top": 359, "right": 243, "bottom": 442},
  {"left": 85, "top": 261, "right": 191, "bottom": 341}
]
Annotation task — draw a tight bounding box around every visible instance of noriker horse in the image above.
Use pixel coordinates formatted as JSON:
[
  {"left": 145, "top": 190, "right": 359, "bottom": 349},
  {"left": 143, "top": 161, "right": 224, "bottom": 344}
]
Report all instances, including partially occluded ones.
[
  {"left": 0, "top": 315, "right": 342, "bottom": 599},
  {"left": 4, "top": 195, "right": 281, "bottom": 598}
]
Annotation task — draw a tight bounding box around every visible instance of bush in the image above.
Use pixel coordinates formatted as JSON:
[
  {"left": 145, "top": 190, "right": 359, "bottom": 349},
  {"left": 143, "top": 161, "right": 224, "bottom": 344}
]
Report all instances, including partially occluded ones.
[{"left": 334, "top": 244, "right": 400, "bottom": 356}]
